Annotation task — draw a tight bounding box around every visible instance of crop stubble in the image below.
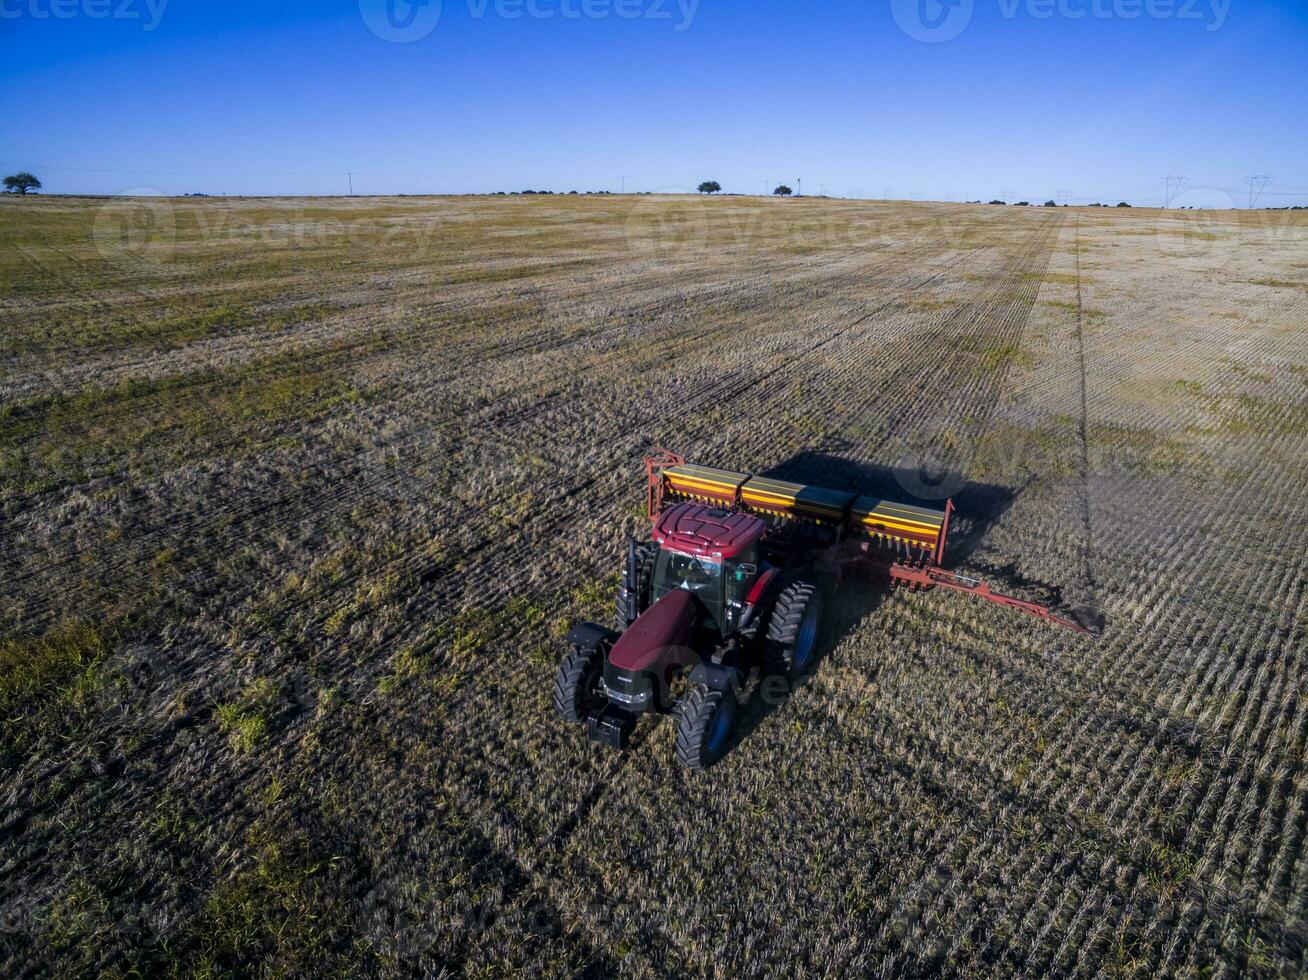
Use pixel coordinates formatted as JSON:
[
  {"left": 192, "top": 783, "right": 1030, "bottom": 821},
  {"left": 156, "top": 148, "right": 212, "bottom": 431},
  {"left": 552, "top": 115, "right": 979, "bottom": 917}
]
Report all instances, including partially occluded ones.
[{"left": 1, "top": 195, "right": 1305, "bottom": 977}]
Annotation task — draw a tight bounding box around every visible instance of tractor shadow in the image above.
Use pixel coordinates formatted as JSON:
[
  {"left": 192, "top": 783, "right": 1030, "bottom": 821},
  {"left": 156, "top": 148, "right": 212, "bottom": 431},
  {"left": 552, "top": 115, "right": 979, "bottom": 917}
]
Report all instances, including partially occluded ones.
[
  {"left": 759, "top": 450, "right": 1022, "bottom": 566},
  {"left": 722, "top": 451, "right": 1024, "bottom": 759}
]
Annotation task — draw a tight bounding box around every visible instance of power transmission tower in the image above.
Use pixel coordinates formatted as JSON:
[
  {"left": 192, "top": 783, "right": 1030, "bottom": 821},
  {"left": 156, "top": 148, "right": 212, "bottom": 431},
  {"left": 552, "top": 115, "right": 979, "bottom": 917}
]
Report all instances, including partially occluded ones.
[
  {"left": 1057, "top": 188, "right": 1072, "bottom": 206},
  {"left": 1245, "top": 174, "right": 1272, "bottom": 209},
  {"left": 1161, "top": 176, "right": 1185, "bottom": 208},
  {"left": 347, "top": 172, "right": 353, "bottom": 196}
]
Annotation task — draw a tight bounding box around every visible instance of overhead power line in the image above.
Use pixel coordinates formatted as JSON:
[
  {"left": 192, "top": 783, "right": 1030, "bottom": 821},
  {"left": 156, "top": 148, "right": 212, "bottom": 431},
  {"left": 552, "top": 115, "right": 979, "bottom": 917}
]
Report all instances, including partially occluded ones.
[
  {"left": 1161, "top": 176, "right": 1186, "bottom": 208},
  {"left": 1245, "top": 174, "right": 1272, "bottom": 209}
]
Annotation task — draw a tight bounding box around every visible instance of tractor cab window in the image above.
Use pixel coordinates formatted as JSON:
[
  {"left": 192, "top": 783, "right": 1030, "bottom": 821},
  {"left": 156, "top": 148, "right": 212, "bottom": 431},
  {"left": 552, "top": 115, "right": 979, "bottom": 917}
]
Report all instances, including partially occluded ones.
[
  {"left": 655, "top": 549, "right": 722, "bottom": 603},
  {"left": 724, "top": 545, "right": 760, "bottom": 607},
  {"left": 654, "top": 549, "right": 725, "bottom": 630}
]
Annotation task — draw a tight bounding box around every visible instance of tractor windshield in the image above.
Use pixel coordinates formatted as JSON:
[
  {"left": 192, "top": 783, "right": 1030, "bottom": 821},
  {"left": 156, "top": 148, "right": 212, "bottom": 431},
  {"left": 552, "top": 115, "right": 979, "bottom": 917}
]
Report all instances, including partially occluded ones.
[{"left": 653, "top": 549, "right": 723, "bottom": 622}]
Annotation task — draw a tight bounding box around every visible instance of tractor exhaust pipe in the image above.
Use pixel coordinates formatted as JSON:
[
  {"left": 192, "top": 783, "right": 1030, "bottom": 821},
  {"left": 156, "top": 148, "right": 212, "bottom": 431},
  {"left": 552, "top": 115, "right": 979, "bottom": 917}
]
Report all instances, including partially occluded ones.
[{"left": 619, "top": 535, "right": 640, "bottom": 628}]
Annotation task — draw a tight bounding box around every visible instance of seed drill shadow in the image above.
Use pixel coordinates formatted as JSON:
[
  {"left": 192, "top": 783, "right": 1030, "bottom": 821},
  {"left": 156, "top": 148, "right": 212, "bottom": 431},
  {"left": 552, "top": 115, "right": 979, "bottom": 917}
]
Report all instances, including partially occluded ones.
[
  {"left": 723, "top": 452, "right": 1023, "bottom": 759},
  {"left": 765, "top": 450, "right": 1105, "bottom": 633},
  {"left": 760, "top": 450, "right": 1021, "bottom": 565}
]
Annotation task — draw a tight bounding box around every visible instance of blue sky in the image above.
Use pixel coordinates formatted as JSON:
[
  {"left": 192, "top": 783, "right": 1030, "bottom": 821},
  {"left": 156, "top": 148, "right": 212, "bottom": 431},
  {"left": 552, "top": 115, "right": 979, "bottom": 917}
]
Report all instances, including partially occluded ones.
[{"left": 2, "top": 0, "right": 1305, "bottom": 204}]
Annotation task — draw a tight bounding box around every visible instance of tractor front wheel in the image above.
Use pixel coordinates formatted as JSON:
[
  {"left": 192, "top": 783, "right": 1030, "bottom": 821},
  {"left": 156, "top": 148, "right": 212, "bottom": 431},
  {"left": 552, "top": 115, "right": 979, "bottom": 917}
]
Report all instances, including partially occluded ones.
[
  {"left": 674, "top": 685, "right": 737, "bottom": 769},
  {"left": 553, "top": 645, "right": 604, "bottom": 723},
  {"left": 764, "top": 580, "right": 823, "bottom": 679}
]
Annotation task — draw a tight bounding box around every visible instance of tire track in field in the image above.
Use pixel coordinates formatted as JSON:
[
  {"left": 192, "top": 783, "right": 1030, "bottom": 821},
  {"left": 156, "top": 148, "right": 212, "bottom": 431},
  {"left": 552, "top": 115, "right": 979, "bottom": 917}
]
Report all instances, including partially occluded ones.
[
  {"left": 1071, "top": 219, "right": 1099, "bottom": 619},
  {"left": 984, "top": 309, "right": 1308, "bottom": 972}
]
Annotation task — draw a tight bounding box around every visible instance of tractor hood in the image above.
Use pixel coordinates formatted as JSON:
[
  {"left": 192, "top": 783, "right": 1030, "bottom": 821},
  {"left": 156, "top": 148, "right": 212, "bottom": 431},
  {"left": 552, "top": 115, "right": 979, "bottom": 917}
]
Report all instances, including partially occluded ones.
[{"left": 608, "top": 588, "right": 697, "bottom": 672}]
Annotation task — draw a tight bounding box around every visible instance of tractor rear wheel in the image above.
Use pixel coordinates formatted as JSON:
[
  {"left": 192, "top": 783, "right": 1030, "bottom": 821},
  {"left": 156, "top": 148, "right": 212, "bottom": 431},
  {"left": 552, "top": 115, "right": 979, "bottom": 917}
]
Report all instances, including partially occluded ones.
[
  {"left": 553, "top": 644, "right": 604, "bottom": 723},
  {"left": 674, "top": 685, "right": 738, "bottom": 770},
  {"left": 764, "top": 580, "right": 823, "bottom": 679},
  {"left": 616, "top": 540, "right": 658, "bottom": 627}
]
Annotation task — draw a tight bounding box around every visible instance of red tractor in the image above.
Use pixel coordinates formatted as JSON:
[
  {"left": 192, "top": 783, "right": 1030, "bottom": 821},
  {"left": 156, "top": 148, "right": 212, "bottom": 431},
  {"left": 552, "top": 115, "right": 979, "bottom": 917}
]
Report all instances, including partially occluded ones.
[{"left": 554, "top": 451, "right": 1086, "bottom": 769}]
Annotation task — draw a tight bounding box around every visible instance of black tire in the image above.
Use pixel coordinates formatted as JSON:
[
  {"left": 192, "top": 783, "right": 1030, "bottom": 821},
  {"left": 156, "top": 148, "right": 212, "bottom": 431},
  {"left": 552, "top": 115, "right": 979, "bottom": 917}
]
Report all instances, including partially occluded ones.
[
  {"left": 553, "top": 645, "right": 604, "bottom": 723},
  {"left": 763, "top": 580, "right": 823, "bottom": 679},
  {"left": 674, "top": 685, "right": 738, "bottom": 770},
  {"left": 616, "top": 541, "right": 658, "bottom": 627}
]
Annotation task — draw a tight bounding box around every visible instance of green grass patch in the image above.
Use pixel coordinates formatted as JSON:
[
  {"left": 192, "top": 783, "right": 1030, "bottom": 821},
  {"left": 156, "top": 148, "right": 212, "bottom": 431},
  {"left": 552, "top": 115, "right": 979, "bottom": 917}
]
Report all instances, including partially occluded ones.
[
  {"left": 167, "top": 818, "right": 368, "bottom": 978},
  {"left": 0, "top": 619, "right": 129, "bottom": 760},
  {"left": 215, "top": 678, "right": 279, "bottom": 754},
  {"left": 1204, "top": 392, "right": 1308, "bottom": 437},
  {"left": 0, "top": 621, "right": 111, "bottom": 720},
  {"left": 1092, "top": 423, "right": 1194, "bottom": 475},
  {"left": 976, "top": 342, "right": 1036, "bottom": 373},
  {"left": 0, "top": 620, "right": 113, "bottom": 748},
  {"left": 376, "top": 642, "right": 430, "bottom": 696},
  {"left": 1043, "top": 299, "right": 1079, "bottom": 313},
  {"left": 1, "top": 345, "right": 369, "bottom": 502},
  {"left": 1247, "top": 278, "right": 1308, "bottom": 291},
  {"left": 1024, "top": 271, "right": 1081, "bottom": 287}
]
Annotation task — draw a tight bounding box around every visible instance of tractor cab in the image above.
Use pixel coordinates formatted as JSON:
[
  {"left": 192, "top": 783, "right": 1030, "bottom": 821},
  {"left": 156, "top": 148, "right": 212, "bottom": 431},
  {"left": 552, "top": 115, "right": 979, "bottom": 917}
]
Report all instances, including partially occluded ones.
[{"left": 650, "top": 503, "right": 767, "bottom": 634}]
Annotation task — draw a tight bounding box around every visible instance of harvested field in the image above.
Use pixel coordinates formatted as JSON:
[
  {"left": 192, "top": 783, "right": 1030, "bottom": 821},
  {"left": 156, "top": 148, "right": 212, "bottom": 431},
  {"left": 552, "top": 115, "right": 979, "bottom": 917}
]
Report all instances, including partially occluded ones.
[{"left": 1, "top": 193, "right": 1306, "bottom": 977}]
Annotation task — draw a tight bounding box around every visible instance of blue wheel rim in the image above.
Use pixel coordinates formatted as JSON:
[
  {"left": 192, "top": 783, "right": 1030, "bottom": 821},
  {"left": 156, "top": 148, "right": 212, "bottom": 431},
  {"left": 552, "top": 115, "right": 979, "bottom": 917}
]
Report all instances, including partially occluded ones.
[
  {"left": 707, "top": 700, "right": 732, "bottom": 754},
  {"left": 794, "top": 602, "right": 819, "bottom": 670}
]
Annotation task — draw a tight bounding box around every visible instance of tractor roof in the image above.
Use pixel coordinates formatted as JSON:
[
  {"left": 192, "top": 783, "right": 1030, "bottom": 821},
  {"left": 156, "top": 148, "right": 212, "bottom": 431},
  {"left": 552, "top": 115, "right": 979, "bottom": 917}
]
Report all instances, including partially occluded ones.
[{"left": 652, "top": 503, "right": 765, "bottom": 560}]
